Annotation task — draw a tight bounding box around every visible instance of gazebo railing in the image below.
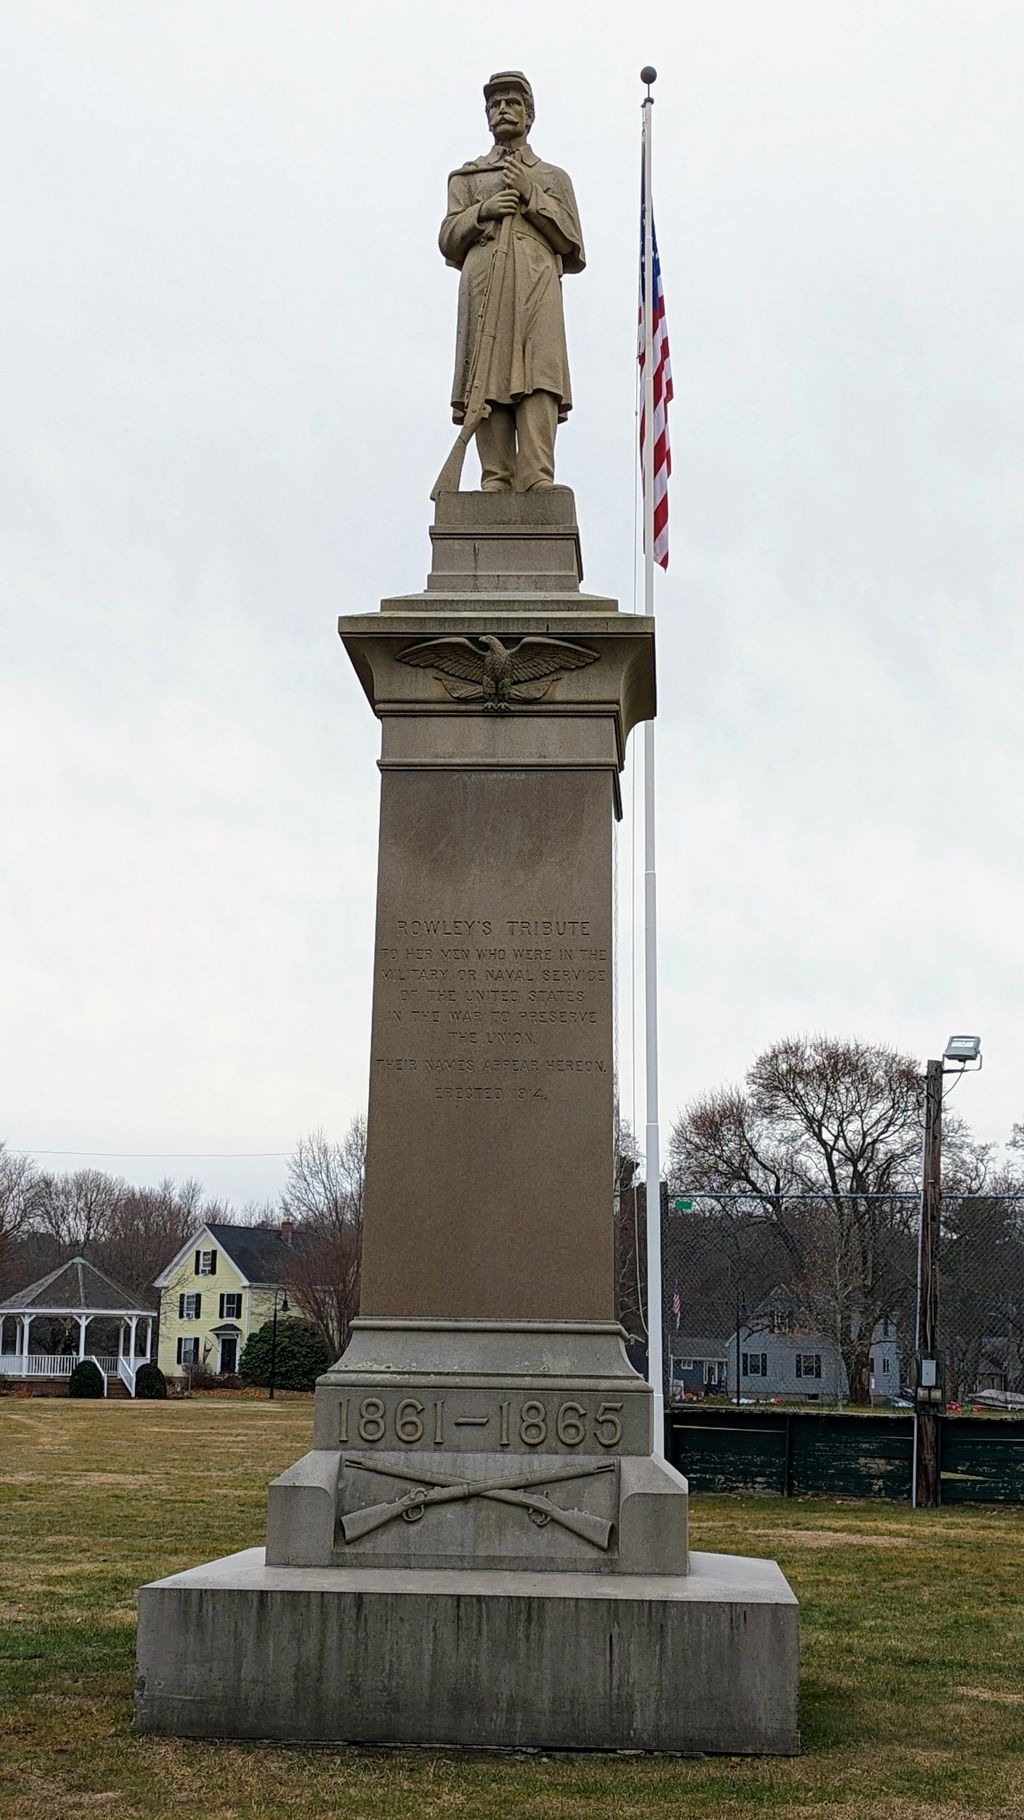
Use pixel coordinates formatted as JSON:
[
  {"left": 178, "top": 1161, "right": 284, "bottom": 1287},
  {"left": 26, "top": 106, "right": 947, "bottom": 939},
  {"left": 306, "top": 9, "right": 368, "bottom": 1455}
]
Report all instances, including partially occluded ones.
[
  {"left": 0, "top": 1352, "right": 127, "bottom": 1379},
  {"left": 0, "top": 1353, "right": 77, "bottom": 1376}
]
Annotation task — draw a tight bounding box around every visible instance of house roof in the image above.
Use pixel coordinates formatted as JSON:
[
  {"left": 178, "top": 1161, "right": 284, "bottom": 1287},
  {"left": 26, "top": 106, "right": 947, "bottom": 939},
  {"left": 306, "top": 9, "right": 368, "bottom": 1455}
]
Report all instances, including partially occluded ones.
[
  {"left": 153, "top": 1221, "right": 318, "bottom": 1289},
  {"left": 669, "top": 1336, "right": 729, "bottom": 1361},
  {"left": 204, "top": 1222, "right": 316, "bottom": 1282},
  {"left": 0, "top": 1256, "right": 155, "bottom": 1316}
]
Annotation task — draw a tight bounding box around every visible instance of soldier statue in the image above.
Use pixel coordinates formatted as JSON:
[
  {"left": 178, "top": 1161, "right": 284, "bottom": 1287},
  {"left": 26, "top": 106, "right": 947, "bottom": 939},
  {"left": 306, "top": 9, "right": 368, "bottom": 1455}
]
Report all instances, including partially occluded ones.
[{"left": 439, "top": 71, "right": 585, "bottom": 493}]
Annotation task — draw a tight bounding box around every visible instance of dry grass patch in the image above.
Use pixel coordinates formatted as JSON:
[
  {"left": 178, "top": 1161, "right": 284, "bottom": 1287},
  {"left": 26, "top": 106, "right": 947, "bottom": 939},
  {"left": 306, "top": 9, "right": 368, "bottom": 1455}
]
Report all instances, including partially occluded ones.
[
  {"left": 953, "top": 1684, "right": 1024, "bottom": 1705},
  {"left": 758, "top": 1528, "right": 913, "bottom": 1549}
]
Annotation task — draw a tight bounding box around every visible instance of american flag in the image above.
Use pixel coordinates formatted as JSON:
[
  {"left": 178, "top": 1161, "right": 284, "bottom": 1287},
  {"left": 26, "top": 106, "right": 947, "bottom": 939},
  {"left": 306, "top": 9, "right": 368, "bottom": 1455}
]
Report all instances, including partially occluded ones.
[
  {"left": 638, "top": 177, "right": 673, "bottom": 570},
  {"left": 672, "top": 1287, "right": 681, "bottom": 1331}
]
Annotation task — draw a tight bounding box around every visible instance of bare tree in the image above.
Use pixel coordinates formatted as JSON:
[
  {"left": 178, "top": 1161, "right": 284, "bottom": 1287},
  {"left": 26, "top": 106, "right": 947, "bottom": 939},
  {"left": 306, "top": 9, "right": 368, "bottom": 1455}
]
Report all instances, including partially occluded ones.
[
  {"left": 669, "top": 1034, "right": 989, "bottom": 1403},
  {"left": 278, "top": 1120, "right": 366, "bottom": 1356},
  {"left": 280, "top": 1124, "right": 366, "bottom": 1228},
  {"left": 33, "top": 1167, "right": 125, "bottom": 1254},
  {"left": 0, "top": 1144, "right": 40, "bottom": 1296},
  {"left": 612, "top": 1117, "right": 643, "bottom": 1337},
  {"left": 96, "top": 1177, "right": 233, "bottom": 1300},
  {"left": 240, "top": 1198, "right": 280, "bottom": 1228}
]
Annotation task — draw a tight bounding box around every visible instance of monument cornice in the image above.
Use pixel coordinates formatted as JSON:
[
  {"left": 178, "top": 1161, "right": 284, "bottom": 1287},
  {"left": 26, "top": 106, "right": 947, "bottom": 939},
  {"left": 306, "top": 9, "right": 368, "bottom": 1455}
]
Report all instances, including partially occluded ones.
[{"left": 339, "top": 609, "right": 655, "bottom": 787}]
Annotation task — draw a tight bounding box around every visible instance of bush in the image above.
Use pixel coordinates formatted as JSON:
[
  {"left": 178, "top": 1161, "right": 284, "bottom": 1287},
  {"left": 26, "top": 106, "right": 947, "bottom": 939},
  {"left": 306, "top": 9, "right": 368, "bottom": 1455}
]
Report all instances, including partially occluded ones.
[
  {"left": 239, "top": 1315, "right": 330, "bottom": 1392},
  {"left": 176, "top": 1370, "right": 243, "bottom": 1394},
  {"left": 135, "top": 1361, "right": 167, "bottom": 1400},
  {"left": 68, "top": 1359, "right": 105, "bottom": 1399}
]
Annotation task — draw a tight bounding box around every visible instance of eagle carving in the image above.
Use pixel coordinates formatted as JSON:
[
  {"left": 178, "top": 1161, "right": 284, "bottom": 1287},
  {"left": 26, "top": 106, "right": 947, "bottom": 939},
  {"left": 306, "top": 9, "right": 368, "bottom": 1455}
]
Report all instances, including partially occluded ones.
[{"left": 396, "top": 633, "right": 597, "bottom": 711}]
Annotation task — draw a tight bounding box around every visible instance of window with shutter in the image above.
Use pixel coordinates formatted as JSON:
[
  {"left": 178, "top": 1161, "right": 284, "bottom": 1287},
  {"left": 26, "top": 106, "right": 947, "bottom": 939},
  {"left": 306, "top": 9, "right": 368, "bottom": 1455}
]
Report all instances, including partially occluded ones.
[
  {"left": 194, "top": 1250, "right": 202, "bottom": 1276},
  {"left": 178, "top": 1293, "right": 186, "bottom": 1319}
]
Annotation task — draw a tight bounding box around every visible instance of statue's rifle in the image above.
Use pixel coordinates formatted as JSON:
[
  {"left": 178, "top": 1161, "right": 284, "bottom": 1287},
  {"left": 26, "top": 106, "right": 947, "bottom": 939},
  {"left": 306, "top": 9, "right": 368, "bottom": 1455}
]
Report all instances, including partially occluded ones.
[
  {"left": 431, "top": 192, "right": 516, "bottom": 501},
  {"left": 340, "top": 1454, "right": 614, "bottom": 1547}
]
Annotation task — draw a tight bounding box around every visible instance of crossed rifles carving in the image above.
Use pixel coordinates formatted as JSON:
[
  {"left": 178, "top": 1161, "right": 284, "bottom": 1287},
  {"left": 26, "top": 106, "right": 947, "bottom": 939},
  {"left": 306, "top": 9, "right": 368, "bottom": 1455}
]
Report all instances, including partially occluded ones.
[{"left": 340, "top": 1454, "right": 615, "bottom": 1549}]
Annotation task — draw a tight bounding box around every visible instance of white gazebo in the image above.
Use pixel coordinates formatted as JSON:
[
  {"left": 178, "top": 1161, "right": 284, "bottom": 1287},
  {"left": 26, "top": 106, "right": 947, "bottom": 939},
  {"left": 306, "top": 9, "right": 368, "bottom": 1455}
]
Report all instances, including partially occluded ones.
[{"left": 0, "top": 1257, "right": 156, "bottom": 1396}]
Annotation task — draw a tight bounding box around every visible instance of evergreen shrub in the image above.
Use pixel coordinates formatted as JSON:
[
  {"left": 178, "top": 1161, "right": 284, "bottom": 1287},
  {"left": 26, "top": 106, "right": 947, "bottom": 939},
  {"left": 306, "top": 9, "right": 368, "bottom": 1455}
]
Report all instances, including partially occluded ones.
[
  {"left": 68, "top": 1359, "right": 105, "bottom": 1398},
  {"left": 135, "top": 1361, "right": 167, "bottom": 1399},
  {"left": 239, "top": 1316, "right": 329, "bottom": 1392}
]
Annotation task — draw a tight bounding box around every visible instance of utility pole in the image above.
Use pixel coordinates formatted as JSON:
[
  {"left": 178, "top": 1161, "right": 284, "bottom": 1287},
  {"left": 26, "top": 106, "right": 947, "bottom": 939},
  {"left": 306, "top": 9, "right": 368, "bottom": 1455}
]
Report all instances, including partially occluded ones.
[{"left": 914, "top": 1058, "right": 942, "bottom": 1506}]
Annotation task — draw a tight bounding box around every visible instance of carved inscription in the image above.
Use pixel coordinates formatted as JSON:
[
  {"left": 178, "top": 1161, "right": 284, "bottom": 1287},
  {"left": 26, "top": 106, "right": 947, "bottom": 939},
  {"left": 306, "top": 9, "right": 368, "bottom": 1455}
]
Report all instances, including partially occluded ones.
[
  {"left": 372, "top": 912, "right": 609, "bottom": 1097},
  {"left": 336, "top": 1395, "right": 625, "bottom": 1452}
]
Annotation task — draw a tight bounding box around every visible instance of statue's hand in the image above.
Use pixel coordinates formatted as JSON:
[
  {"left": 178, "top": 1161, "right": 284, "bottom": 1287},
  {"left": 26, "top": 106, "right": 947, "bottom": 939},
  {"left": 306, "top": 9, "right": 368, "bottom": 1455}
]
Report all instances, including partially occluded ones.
[
  {"left": 479, "top": 190, "right": 520, "bottom": 222},
  {"left": 500, "top": 160, "right": 534, "bottom": 204}
]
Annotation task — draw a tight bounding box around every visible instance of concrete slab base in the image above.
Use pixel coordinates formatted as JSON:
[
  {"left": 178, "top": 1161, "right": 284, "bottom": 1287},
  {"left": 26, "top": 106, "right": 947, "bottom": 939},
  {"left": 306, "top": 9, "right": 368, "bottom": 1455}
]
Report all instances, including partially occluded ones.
[{"left": 135, "top": 1548, "right": 800, "bottom": 1753}]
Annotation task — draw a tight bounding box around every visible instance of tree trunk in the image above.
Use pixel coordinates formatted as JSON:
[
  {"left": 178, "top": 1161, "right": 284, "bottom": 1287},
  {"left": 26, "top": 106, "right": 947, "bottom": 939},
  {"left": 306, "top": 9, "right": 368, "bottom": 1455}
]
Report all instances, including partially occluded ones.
[{"left": 847, "top": 1345, "right": 873, "bottom": 1405}]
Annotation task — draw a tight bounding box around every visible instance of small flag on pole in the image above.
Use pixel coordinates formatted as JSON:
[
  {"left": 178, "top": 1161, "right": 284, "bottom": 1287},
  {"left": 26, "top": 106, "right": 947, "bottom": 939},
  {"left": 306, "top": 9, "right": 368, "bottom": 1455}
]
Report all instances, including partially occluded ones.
[
  {"left": 638, "top": 177, "right": 673, "bottom": 570},
  {"left": 672, "top": 1287, "right": 681, "bottom": 1331}
]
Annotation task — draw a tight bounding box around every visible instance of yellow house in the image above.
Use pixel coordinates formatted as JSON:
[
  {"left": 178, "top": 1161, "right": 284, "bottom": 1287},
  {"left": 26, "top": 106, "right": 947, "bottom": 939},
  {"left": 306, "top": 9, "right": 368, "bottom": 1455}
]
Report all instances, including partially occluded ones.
[{"left": 154, "top": 1222, "right": 305, "bottom": 1379}]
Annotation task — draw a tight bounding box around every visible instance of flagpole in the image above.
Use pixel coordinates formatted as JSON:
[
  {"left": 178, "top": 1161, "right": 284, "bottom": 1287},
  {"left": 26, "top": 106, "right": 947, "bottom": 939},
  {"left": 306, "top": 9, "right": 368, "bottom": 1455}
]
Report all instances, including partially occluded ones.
[{"left": 640, "top": 65, "right": 664, "bottom": 1457}]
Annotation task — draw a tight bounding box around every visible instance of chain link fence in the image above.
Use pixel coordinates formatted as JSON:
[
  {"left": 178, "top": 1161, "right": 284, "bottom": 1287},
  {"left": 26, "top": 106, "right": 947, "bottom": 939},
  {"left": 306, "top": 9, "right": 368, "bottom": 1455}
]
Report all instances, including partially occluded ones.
[{"left": 621, "top": 1189, "right": 1024, "bottom": 1411}]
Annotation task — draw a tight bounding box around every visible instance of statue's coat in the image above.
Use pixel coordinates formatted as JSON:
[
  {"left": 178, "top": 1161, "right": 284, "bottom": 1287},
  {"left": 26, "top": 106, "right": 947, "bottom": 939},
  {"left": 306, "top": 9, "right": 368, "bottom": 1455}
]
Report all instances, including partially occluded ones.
[{"left": 440, "top": 144, "right": 585, "bottom": 425}]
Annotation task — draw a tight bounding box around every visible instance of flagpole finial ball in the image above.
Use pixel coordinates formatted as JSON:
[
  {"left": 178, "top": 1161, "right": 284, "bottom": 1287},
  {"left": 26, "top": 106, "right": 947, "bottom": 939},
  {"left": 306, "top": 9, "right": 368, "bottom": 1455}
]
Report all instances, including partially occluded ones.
[{"left": 640, "top": 66, "right": 658, "bottom": 87}]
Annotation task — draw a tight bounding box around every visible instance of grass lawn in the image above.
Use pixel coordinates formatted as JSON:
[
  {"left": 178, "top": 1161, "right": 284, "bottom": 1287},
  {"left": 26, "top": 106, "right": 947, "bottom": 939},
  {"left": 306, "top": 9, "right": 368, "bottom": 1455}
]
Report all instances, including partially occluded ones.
[{"left": 1, "top": 1398, "right": 1022, "bottom": 1819}]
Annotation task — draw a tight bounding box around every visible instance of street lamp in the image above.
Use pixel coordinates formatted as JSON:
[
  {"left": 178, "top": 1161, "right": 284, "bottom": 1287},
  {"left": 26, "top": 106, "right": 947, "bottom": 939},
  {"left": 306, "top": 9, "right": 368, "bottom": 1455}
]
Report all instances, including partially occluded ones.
[{"left": 268, "top": 1290, "right": 289, "bottom": 1401}]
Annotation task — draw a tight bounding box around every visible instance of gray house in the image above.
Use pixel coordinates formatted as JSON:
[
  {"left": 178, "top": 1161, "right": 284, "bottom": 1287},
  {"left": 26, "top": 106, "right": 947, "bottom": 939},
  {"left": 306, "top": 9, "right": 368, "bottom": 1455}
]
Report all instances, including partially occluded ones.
[{"left": 724, "top": 1291, "right": 899, "bottom": 1403}]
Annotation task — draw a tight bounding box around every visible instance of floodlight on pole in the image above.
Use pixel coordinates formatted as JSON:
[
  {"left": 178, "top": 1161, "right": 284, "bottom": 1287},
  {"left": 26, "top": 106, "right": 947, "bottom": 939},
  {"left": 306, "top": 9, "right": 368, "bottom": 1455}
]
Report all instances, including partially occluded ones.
[{"left": 942, "top": 1035, "right": 982, "bottom": 1070}]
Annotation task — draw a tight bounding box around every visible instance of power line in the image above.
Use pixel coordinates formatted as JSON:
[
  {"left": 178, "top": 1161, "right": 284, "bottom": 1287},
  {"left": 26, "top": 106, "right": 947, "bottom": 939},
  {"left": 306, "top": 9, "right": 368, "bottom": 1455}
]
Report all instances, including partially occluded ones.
[{"left": 7, "top": 1148, "right": 291, "bottom": 1160}]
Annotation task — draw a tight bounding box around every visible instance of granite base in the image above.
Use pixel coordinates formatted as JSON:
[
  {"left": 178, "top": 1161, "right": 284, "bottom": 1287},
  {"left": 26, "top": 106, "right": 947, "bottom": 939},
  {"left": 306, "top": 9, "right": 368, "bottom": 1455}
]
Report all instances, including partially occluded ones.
[{"left": 135, "top": 1548, "right": 799, "bottom": 1754}]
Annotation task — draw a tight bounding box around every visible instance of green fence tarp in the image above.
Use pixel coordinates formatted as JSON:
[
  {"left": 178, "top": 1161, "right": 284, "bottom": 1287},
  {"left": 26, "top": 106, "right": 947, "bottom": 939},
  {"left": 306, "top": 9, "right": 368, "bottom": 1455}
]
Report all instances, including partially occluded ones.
[{"left": 667, "top": 1409, "right": 1023, "bottom": 1505}]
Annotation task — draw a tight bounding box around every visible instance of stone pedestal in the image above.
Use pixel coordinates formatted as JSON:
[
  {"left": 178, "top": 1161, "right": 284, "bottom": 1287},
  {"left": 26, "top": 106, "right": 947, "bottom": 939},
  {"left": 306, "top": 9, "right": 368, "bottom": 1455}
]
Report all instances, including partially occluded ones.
[
  {"left": 135, "top": 1550, "right": 799, "bottom": 1752},
  {"left": 136, "top": 488, "right": 799, "bottom": 1752}
]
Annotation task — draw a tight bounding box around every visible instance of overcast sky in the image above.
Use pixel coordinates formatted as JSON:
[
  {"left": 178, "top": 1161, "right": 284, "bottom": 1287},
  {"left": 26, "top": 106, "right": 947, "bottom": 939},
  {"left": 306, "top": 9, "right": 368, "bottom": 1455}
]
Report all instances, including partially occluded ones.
[{"left": 2, "top": 1, "right": 1021, "bottom": 1208}]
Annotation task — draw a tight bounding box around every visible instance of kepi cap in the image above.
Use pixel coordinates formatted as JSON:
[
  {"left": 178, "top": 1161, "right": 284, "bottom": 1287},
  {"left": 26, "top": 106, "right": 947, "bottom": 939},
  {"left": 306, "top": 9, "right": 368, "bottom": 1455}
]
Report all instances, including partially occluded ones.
[{"left": 483, "top": 70, "right": 534, "bottom": 111}]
